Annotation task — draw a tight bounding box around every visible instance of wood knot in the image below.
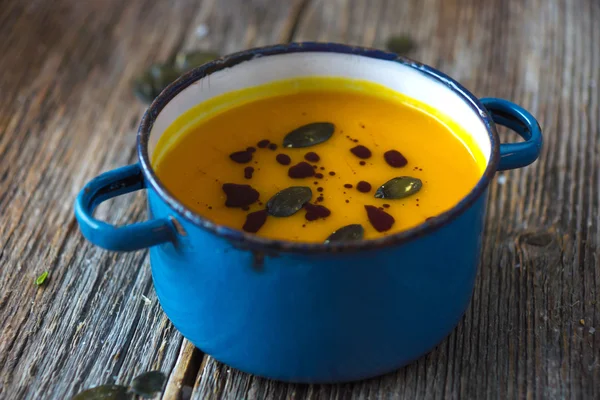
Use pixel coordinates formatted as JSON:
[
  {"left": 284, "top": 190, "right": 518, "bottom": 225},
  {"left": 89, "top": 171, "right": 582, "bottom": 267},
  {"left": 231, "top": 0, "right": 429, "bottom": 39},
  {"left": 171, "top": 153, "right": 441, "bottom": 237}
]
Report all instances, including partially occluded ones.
[{"left": 517, "top": 231, "right": 555, "bottom": 248}]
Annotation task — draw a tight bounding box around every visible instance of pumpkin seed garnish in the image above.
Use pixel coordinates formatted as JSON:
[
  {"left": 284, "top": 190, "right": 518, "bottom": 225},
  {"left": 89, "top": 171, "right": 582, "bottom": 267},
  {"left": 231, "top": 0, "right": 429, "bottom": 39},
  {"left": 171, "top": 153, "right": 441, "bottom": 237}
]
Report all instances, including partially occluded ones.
[
  {"left": 267, "top": 187, "right": 312, "bottom": 217},
  {"left": 130, "top": 371, "right": 166, "bottom": 398},
  {"left": 71, "top": 385, "right": 132, "bottom": 400},
  {"left": 324, "top": 224, "right": 364, "bottom": 244},
  {"left": 149, "top": 64, "right": 180, "bottom": 91},
  {"left": 174, "top": 50, "right": 219, "bottom": 72},
  {"left": 132, "top": 64, "right": 180, "bottom": 103},
  {"left": 132, "top": 71, "right": 156, "bottom": 103},
  {"left": 385, "top": 34, "right": 416, "bottom": 55},
  {"left": 35, "top": 271, "right": 49, "bottom": 286},
  {"left": 133, "top": 51, "right": 219, "bottom": 103},
  {"left": 374, "top": 177, "right": 422, "bottom": 199},
  {"left": 283, "top": 122, "right": 335, "bottom": 148}
]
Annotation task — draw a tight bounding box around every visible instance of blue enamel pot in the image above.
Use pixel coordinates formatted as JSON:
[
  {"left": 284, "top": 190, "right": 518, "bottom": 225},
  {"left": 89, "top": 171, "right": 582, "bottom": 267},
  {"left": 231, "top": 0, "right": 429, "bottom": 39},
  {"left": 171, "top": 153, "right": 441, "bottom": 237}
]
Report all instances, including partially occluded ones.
[{"left": 75, "top": 43, "right": 542, "bottom": 383}]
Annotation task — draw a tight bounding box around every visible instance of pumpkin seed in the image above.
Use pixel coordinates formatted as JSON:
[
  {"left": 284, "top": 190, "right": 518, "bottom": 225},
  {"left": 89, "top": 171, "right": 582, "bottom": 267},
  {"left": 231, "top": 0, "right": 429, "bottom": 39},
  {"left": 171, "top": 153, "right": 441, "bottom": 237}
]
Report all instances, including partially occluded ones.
[
  {"left": 283, "top": 123, "right": 335, "bottom": 148},
  {"left": 374, "top": 177, "right": 422, "bottom": 199},
  {"left": 174, "top": 50, "right": 219, "bottom": 72},
  {"left": 324, "top": 224, "right": 364, "bottom": 244},
  {"left": 133, "top": 50, "right": 219, "bottom": 103},
  {"left": 149, "top": 64, "right": 181, "bottom": 92},
  {"left": 71, "top": 385, "right": 132, "bottom": 400},
  {"left": 132, "top": 71, "right": 157, "bottom": 103},
  {"left": 267, "top": 187, "right": 312, "bottom": 217},
  {"left": 385, "top": 35, "right": 416, "bottom": 55},
  {"left": 130, "top": 371, "right": 166, "bottom": 398},
  {"left": 132, "top": 64, "right": 180, "bottom": 103}
]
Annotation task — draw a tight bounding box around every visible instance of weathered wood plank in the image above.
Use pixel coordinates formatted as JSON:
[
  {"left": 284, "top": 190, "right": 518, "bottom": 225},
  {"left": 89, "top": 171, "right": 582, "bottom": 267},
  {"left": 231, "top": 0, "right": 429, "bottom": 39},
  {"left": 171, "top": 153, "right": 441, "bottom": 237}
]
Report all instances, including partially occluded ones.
[
  {"left": 1, "top": 0, "right": 598, "bottom": 399},
  {"left": 0, "top": 0, "right": 316, "bottom": 399},
  {"left": 1, "top": 0, "right": 187, "bottom": 398},
  {"left": 190, "top": 0, "right": 600, "bottom": 399},
  {"left": 0, "top": 0, "right": 197, "bottom": 396},
  {"left": 162, "top": 340, "right": 201, "bottom": 400}
]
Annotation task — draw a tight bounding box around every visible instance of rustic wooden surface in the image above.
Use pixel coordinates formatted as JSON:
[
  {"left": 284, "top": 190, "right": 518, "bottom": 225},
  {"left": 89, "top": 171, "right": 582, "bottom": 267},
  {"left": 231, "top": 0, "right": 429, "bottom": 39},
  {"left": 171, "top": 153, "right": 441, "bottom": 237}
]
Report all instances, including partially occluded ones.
[{"left": 0, "top": 0, "right": 598, "bottom": 399}]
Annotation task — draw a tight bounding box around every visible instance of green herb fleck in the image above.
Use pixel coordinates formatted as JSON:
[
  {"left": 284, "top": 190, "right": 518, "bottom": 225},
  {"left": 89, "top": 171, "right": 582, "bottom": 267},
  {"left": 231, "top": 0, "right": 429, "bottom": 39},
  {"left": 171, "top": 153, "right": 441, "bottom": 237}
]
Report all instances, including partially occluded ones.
[
  {"left": 35, "top": 271, "right": 49, "bottom": 286},
  {"left": 385, "top": 34, "right": 416, "bottom": 55}
]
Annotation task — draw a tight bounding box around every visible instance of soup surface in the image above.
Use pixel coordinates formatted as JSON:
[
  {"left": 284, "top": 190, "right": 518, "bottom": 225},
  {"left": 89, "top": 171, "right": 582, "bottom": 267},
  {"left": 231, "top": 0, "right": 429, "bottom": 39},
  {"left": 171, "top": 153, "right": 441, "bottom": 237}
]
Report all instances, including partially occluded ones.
[{"left": 153, "top": 77, "right": 485, "bottom": 242}]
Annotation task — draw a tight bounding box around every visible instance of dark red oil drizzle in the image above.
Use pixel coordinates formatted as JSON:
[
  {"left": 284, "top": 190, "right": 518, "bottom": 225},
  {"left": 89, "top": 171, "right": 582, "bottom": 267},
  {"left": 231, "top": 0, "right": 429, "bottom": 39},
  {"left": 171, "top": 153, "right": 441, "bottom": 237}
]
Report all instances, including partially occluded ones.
[
  {"left": 229, "top": 150, "right": 253, "bottom": 163},
  {"left": 317, "top": 187, "right": 324, "bottom": 192},
  {"left": 365, "top": 205, "right": 395, "bottom": 232},
  {"left": 384, "top": 150, "right": 408, "bottom": 168},
  {"left": 288, "top": 162, "right": 315, "bottom": 178},
  {"left": 222, "top": 183, "right": 259, "bottom": 207},
  {"left": 244, "top": 167, "right": 254, "bottom": 179},
  {"left": 315, "top": 173, "right": 324, "bottom": 179},
  {"left": 356, "top": 181, "right": 372, "bottom": 193},
  {"left": 257, "top": 139, "right": 270, "bottom": 148},
  {"left": 243, "top": 210, "right": 268, "bottom": 233},
  {"left": 359, "top": 161, "right": 366, "bottom": 166},
  {"left": 304, "top": 152, "right": 320, "bottom": 162},
  {"left": 304, "top": 203, "right": 331, "bottom": 221},
  {"left": 246, "top": 146, "right": 256, "bottom": 153},
  {"left": 276, "top": 154, "right": 291, "bottom": 165},
  {"left": 383, "top": 203, "right": 390, "bottom": 208},
  {"left": 268, "top": 143, "right": 278, "bottom": 151},
  {"left": 328, "top": 171, "right": 336, "bottom": 176},
  {"left": 350, "top": 145, "right": 372, "bottom": 159},
  {"left": 344, "top": 183, "right": 353, "bottom": 189}
]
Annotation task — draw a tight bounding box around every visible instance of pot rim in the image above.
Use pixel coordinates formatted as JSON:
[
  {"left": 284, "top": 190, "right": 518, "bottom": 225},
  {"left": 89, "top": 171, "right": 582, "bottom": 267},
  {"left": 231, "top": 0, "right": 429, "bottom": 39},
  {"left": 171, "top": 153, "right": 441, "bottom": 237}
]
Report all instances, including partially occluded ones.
[{"left": 137, "top": 42, "right": 500, "bottom": 254}]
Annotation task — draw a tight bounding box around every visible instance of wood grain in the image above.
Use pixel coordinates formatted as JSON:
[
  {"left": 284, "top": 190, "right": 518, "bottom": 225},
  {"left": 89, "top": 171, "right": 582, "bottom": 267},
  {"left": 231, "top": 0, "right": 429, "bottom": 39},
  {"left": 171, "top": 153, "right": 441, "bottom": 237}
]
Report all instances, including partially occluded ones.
[
  {"left": 0, "top": 0, "right": 598, "bottom": 399},
  {"left": 190, "top": 0, "right": 600, "bottom": 399}
]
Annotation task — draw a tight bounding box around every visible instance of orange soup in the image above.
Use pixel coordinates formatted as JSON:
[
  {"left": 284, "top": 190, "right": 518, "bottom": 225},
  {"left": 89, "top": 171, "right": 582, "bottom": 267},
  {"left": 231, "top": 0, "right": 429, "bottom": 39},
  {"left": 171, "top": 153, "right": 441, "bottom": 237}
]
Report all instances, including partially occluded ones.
[{"left": 153, "top": 78, "right": 485, "bottom": 243}]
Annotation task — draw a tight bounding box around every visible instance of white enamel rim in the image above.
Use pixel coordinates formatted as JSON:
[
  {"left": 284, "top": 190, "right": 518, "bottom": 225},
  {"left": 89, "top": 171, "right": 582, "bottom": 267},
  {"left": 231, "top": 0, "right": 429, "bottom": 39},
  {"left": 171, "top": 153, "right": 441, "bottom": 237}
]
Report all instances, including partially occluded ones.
[{"left": 138, "top": 44, "right": 500, "bottom": 253}]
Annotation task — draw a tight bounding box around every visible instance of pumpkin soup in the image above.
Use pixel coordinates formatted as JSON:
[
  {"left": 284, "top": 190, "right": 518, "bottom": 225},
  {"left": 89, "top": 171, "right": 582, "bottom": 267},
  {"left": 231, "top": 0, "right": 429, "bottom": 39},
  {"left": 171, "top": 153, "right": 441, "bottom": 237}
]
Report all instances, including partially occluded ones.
[{"left": 153, "top": 77, "right": 485, "bottom": 242}]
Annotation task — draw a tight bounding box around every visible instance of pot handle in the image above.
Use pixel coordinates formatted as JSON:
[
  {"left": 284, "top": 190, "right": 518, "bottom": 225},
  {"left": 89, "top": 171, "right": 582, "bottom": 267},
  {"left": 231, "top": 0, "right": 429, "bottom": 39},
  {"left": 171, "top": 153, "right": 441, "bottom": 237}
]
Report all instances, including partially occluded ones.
[
  {"left": 74, "top": 163, "right": 176, "bottom": 251},
  {"left": 480, "top": 98, "right": 543, "bottom": 171}
]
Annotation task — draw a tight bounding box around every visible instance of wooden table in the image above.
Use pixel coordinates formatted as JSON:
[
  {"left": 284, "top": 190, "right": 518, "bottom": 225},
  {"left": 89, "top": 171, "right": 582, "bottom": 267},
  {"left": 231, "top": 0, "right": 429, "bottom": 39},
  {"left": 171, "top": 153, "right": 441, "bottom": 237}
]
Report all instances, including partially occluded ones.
[{"left": 1, "top": 0, "right": 598, "bottom": 398}]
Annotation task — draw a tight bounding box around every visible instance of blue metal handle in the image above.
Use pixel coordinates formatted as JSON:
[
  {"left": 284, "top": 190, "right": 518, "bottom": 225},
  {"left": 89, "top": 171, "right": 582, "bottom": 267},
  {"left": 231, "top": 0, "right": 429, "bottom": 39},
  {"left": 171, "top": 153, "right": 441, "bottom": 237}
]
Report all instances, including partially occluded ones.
[
  {"left": 480, "top": 98, "right": 543, "bottom": 171},
  {"left": 75, "top": 164, "right": 175, "bottom": 251}
]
